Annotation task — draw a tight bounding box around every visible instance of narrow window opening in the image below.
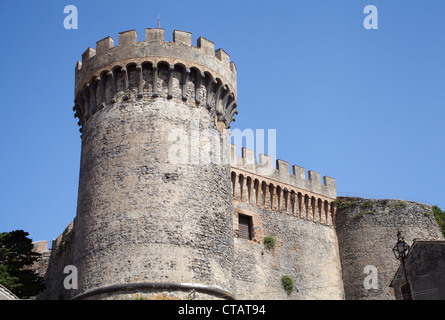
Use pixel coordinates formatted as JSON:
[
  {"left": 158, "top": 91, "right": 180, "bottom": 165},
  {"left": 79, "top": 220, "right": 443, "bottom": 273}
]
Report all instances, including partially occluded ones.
[{"left": 238, "top": 214, "right": 253, "bottom": 240}]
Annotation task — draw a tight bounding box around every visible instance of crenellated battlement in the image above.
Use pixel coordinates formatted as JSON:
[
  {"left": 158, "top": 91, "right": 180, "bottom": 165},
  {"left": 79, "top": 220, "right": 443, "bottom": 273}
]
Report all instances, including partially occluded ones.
[
  {"left": 73, "top": 29, "right": 238, "bottom": 134},
  {"left": 75, "top": 29, "right": 236, "bottom": 93},
  {"left": 230, "top": 144, "right": 337, "bottom": 226},
  {"left": 230, "top": 144, "right": 337, "bottom": 199}
]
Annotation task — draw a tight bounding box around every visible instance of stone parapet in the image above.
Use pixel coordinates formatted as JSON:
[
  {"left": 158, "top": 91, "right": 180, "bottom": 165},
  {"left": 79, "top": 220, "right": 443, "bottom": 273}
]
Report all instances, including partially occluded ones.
[
  {"left": 75, "top": 29, "right": 236, "bottom": 94},
  {"left": 230, "top": 144, "right": 337, "bottom": 200},
  {"left": 73, "top": 29, "right": 237, "bottom": 133}
]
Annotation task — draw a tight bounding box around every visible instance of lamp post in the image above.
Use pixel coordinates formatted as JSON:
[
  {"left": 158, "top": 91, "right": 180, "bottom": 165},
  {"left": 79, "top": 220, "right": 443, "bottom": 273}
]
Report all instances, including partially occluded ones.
[{"left": 392, "top": 231, "right": 411, "bottom": 299}]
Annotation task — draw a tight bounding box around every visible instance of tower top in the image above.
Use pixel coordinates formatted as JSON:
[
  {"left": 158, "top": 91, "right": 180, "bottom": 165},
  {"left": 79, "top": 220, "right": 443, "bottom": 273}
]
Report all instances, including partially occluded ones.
[
  {"left": 75, "top": 28, "right": 237, "bottom": 98},
  {"left": 73, "top": 28, "right": 238, "bottom": 132}
]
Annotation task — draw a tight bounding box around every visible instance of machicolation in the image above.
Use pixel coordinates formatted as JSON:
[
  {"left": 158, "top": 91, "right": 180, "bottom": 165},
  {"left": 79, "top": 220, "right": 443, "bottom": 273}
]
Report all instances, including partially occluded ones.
[{"left": 73, "top": 29, "right": 238, "bottom": 136}]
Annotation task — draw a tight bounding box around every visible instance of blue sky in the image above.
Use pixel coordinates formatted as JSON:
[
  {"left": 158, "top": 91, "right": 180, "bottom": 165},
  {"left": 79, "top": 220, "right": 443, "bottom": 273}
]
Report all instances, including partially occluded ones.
[{"left": 1, "top": 0, "right": 444, "bottom": 244}]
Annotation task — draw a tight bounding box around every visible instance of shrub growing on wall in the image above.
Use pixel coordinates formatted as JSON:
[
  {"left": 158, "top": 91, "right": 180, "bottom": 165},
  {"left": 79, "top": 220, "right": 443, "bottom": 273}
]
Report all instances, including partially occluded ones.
[
  {"left": 432, "top": 206, "right": 445, "bottom": 238},
  {"left": 263, "top": 236, "right": 276, "bottom": 249},
  {"left": 281, "top": 275, "right": 294, "bottom": 296}
]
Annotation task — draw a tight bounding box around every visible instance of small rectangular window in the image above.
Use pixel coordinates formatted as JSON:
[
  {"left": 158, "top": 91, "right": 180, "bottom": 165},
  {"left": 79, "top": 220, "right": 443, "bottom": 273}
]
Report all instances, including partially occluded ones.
[{"left": 238, "top": 214, "right": 252, "bottom": 240}]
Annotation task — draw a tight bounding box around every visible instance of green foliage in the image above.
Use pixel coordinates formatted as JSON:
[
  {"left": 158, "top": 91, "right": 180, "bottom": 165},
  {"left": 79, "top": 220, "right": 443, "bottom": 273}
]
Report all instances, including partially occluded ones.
[
  {"left": 281, "top": 275, "right": 294, "bottom": 296},
  {"left": 335, "top": 199, "right": 354, "bottom": 214},
  {"left": 420, "top": 204, "right": 432, "bottom": 216},
  {"left": 263, "top": 236, "right": 276, "bottom": 249},
  {"left": 397, "top": 201, "right": 408, "bottom": 208},
  {"left": 337, "top": 200, "right": 353, "bottom": 210},
  {"left": 360, "top": 201, "right": 373, "bottom": 209},
  {"left": 354, "top": 210, "right": 372, "bottom": 219},
  {"left": 432, "top": 206, "right": 445, "bottom": 238},
  {"left": 390, "top": 201, "right": 408, "bottom": 209},
  {"left": 0, "top": 230, "right": 45, "bottom": 299},
  {"left": 352, "top": 201, "right": 374, "bottom": 219}
]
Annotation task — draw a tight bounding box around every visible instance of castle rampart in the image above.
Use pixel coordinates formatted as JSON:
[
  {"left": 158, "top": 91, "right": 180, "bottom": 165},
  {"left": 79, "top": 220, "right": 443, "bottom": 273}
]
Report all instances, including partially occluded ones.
[
  {"left": 227, "top": 145, "right": 343, "bottom": 299},
  {"left": 230, "top": 145, "right": 337, "bottom": 226}
]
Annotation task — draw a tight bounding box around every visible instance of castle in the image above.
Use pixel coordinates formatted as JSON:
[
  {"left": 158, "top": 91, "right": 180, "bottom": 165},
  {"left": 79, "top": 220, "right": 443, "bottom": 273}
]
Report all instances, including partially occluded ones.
[{"left": 32, "top": 28, "right": 444, "bottom": 300}]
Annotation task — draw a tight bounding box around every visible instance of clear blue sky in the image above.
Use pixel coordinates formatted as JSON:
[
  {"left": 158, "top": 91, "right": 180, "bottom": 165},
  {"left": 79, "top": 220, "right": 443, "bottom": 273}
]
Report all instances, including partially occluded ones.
[{"left": 1, "top": 0, "right": 444, "bottom": 244}]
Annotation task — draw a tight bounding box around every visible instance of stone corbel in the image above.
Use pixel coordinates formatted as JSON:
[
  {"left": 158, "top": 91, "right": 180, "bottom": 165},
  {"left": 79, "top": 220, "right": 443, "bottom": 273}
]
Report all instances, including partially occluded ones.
[
  {"left": 181, "top": 68, "right": 190, "bottom": 101},
  {"left": 206, "top": 77, "right": 217, "bottom": 109},
  {"left": 136, "top": 64, "right": 143, "bottom": 98},
  {"left": 195, "top": 71, "right": 205, "bottom": 105},
  {"left": 214, "top": 83, "right": 224, "bottom": 114},
  {"left": 152, "top": 64, "right": 159, "bottom": 97},
  {"left": 121, "top": 67, "right": 129, "bottom": 100},
  {"left": 81, "top": 89, "right": 91, "bottom": 120},
  {"left": 218, "top": 89, "right": 231, "bottom": 120},
  {"left": 167, "top": 65, "right": 175, "bottom": 99},
  {"left": 226, "top": 100, "right": 238, "bottom": 127},
  {"left": 86, "top": 82, "right": 97, "bottom": 114},
  {"left": 73, "top": 102, "right": 84, "bottom": 128},
  {"left": 107, "top": 70, "right": 117, "bottom": 103},
  {"left": 96, "top": 76, "right": 105, "bottom": 110}
]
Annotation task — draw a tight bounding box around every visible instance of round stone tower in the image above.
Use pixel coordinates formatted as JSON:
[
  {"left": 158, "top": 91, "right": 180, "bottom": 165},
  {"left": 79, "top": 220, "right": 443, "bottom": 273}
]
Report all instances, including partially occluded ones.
[
  {"left": 71, "top": 28, "right": 238, "bottom": 300},
  {"left": 335, "top": 197, "right": 444, "bottom": 300}
]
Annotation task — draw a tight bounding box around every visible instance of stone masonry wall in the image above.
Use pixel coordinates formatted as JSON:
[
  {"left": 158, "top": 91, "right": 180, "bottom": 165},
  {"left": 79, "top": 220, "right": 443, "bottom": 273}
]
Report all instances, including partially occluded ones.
[
  {"left": 71, "top": 96, "right": 235, "bottom": 299},
  {"left": 36, "top": 223, "right": 75, "bottom": 300},
  {"left": 335, "top": 197, "right": 444, "bottom": 300},
  {"left": 232, "top": 200, "right": 344, "bottom": 299}
]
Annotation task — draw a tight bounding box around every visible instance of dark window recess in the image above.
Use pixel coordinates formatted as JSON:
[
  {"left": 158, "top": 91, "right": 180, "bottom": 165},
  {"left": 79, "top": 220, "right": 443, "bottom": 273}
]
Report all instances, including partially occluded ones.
[{"left": 238, "top": 214, "right": 252, "bottom": 240}]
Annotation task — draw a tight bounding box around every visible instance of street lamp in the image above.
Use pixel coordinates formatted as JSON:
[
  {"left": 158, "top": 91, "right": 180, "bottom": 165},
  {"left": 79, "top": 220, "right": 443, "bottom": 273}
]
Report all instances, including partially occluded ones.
[
  {"left": 392, "top": 231, "right": 410, "bottom": 261},
  {"left": 392, "top": 231, "right": 411, "bottom": 299}
]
